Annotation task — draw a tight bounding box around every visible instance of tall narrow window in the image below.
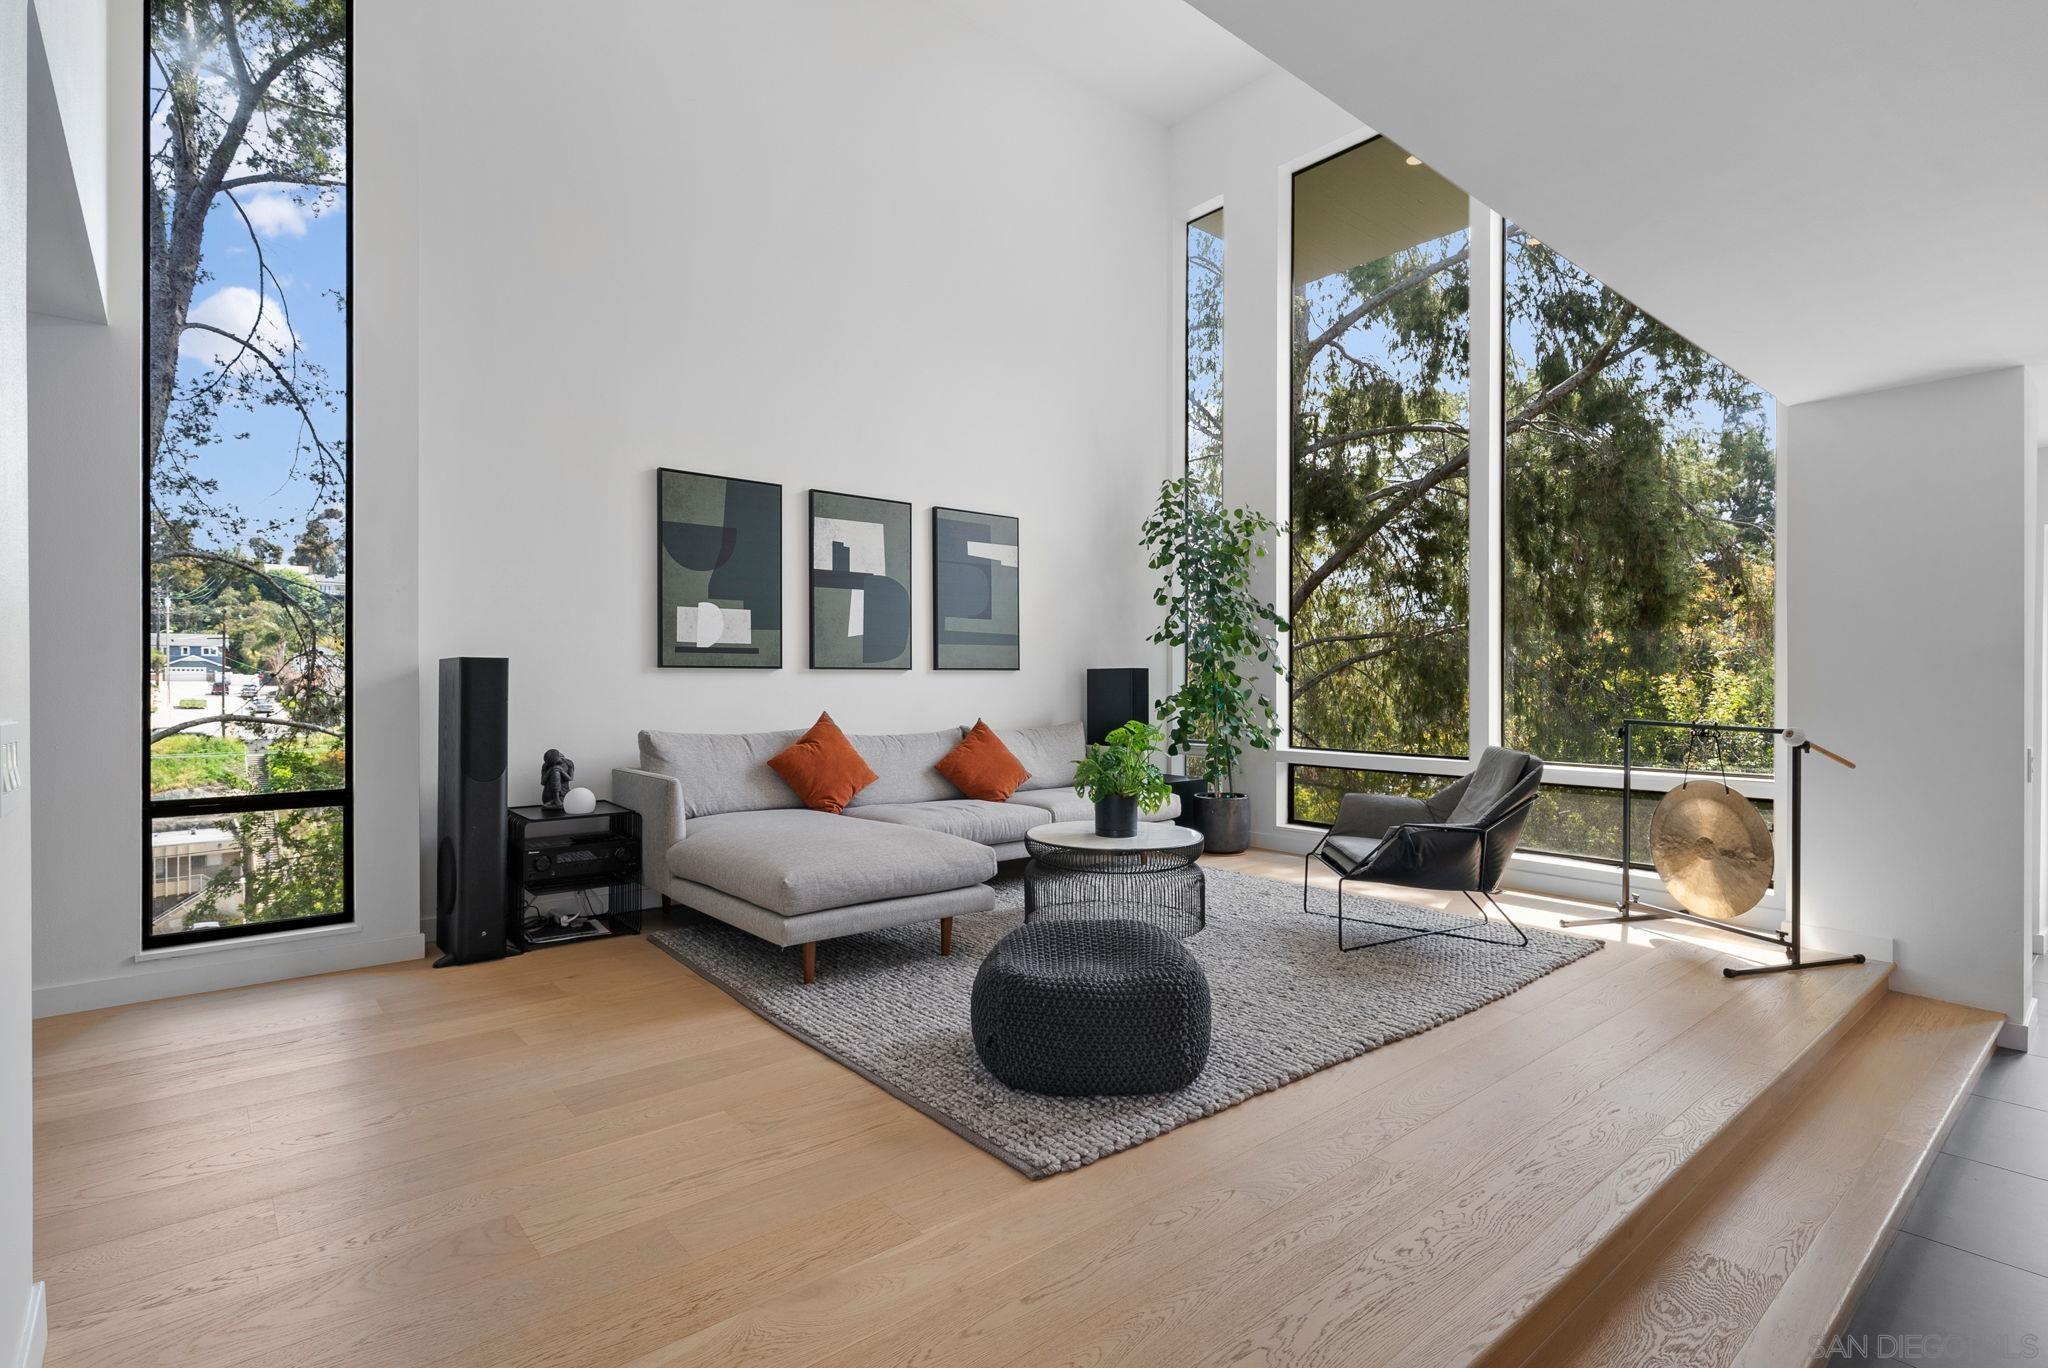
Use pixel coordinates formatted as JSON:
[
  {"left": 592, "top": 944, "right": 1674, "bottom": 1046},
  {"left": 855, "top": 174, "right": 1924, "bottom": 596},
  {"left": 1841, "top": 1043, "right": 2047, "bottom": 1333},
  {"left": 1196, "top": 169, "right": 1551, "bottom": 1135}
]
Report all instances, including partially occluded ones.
[
  {"left": 1186, "top": 209, "right": 1224, "bottom": 501},
  {"left": 1287, "top": 138, "right": 1470, "bottom": 822},
  {"left": 1502, "top": 233, "right": 1776, "bottom": 863},
  {"left": 145, "top": 1, "right": 351, "bottom": 947}
]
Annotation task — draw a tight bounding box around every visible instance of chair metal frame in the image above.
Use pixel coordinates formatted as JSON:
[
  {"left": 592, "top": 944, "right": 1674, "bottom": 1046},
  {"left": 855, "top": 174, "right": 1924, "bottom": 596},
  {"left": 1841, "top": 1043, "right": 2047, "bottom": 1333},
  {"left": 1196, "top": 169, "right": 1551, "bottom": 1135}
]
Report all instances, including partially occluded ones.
[{"left": 1304, "top": 791, "right": 1539, "bottom": 953}]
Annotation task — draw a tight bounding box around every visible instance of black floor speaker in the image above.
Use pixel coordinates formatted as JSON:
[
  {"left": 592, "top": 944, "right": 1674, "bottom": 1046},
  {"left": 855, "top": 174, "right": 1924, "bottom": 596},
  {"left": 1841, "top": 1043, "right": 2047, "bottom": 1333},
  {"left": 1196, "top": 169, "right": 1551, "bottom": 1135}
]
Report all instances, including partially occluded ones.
[
  {"left": 1086, "top": 667, "right": 1150, "bottom": 744},
  {"left": 435, "top": 657, "right": 510, "bottom": 966}
]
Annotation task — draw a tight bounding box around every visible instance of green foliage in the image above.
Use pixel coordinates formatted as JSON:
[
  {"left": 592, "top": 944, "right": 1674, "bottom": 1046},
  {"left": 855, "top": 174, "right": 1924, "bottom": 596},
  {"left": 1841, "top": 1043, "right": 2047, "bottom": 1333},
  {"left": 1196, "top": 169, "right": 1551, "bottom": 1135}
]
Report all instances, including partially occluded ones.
[
  {"left": 1288, "top": 218, "right": 1473, "bottom": 755},
  {"left": 188, "top": 804, "right": 345, "bottom": 927},
  {"left": 1145, "top": 478, "right": 1288, "bottom": 796},
  {"left": 150, "top": 734, "right": 246, "bottom": 795},
  {"left": 265, "top": 736, "right": 345, "bottom": 793},
  {"left": 292, "top": 509, "right": 343, "bottom": 576},
  {"left": 1072, "top": 721, "right": 1172, "bottom": 810},
  {"left": 1498, "top": 239, "right": 1774, "bottom": 771},
  {"left": 1289, "top": 766, "right": 1440, "bottom": 826}
]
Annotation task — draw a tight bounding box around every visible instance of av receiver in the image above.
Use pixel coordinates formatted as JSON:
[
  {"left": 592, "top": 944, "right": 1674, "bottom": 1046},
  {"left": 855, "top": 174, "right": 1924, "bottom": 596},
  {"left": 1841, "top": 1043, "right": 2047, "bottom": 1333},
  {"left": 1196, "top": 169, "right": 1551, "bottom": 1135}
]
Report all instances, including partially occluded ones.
[{"left": 520, "top": 832, "right": 638, "bottom": 887}]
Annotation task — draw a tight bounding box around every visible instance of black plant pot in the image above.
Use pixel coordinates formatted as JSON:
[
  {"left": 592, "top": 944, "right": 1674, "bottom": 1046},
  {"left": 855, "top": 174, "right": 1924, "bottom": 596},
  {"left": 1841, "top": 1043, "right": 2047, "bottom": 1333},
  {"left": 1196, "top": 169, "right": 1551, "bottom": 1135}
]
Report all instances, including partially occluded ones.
[
  {"left": 1093, "top": 794, "right": 1139, "bottom": 838},
  {"left": 1188, "top": 793, "right": 1250, "bottom": 854}
]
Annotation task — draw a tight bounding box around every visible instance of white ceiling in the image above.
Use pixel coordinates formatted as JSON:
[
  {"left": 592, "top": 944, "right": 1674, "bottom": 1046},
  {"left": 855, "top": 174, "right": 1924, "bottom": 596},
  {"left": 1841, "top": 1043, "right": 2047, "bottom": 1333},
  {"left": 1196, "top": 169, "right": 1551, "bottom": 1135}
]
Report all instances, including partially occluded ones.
[
  {"left": 1188, "top": 0, "right": 2048, "bottom": 436},
  {"left": 927, "top": 0, "right": 1273, "bottom": 127}
]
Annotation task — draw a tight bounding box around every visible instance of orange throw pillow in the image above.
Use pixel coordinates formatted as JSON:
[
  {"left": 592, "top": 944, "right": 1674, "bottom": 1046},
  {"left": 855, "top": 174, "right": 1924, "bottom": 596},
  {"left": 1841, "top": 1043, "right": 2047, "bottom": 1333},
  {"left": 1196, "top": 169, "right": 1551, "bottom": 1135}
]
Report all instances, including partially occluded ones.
[
  {"left": 937, "top": 720, "right": 1031, "bottom": 802},
  {"left": 767, "top": 713, "right": 878, "bottom": 814}
]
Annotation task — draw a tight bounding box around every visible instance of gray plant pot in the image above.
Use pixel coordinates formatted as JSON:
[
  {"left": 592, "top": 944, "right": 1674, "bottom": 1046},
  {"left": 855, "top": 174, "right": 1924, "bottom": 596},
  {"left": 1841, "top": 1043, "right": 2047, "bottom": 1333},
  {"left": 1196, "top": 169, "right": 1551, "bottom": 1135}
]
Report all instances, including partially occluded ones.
[
  {"left": 1094, "top": 794, "right": 1139, "bottom": 838},
  {"left": 1188, "top": 793, "right": 1250, "bottom": 854}
]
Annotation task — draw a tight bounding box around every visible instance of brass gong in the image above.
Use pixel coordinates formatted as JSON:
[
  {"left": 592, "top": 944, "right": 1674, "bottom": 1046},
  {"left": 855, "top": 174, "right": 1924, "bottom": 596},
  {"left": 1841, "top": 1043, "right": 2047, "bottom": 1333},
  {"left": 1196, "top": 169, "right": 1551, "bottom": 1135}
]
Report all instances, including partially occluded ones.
[{"left": 1649, "top": 781, "right": 1774, "bottom": 920}]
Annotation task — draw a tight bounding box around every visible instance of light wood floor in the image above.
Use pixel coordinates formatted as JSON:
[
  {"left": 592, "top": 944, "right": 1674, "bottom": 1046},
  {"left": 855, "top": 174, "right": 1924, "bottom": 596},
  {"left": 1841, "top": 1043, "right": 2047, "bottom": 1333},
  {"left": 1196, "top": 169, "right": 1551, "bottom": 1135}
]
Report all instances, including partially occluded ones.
[{"left": 29, "top": 853, "right": 1986, "bottom": 1366}]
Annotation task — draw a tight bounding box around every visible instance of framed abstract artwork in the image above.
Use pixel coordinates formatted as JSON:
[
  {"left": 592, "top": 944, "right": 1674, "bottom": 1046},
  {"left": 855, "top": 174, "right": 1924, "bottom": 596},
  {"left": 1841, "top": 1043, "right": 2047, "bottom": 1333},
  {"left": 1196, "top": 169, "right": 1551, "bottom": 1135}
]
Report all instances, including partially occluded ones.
[
  {"left": 657, "top": 468, "right": 783, "bottom": 668},
  {"left": 809, "top": 489, "right": 913, "bottom": 670},
  {"left": 932, "top": 506, "right": 1020, "bottom": 670}
]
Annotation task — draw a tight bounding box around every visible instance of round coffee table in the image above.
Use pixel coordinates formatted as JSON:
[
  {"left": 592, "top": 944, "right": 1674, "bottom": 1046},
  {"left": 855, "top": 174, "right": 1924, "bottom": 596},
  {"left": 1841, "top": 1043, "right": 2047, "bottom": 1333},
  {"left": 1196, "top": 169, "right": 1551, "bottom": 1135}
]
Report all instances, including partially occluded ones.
[{"left": 1022, "top": 820, "right": 1206, "bottom": 938}]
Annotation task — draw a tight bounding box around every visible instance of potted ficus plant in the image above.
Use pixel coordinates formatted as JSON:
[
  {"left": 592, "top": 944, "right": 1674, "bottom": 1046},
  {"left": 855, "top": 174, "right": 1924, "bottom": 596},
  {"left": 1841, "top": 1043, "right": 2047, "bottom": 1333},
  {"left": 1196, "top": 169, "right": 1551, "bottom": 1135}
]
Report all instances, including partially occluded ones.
[
  {"left": 1071, "top": 720, "right": 1173, "bottom": 838},
  {"left": 1143, "top": 475, "right": 1287, "bottom": 854}
]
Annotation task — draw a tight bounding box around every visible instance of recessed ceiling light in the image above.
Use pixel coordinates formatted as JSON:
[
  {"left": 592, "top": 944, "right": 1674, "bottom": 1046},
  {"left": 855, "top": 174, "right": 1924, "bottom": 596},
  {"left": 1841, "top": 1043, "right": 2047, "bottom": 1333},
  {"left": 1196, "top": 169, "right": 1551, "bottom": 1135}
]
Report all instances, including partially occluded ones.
[{"left": 1403, "top": 155, "right": 1421, "bottom": 166}]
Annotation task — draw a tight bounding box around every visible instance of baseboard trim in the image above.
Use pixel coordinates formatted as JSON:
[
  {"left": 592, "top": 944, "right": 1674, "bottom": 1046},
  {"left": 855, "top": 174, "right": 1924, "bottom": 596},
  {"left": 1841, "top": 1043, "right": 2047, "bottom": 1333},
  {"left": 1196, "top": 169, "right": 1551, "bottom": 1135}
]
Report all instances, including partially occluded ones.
[
  {"left": 1998, "top": 997, "right": 2037, "bottom": 1053},
  {"left": 1790, "top": 922, "right": 1896, "bottom": 966},
  {"left": 12, "top": 1283, "right": 45, "bottom": 1368},
  {"left": 33, "top": 931, "right": 426, "bottom": 1017}
]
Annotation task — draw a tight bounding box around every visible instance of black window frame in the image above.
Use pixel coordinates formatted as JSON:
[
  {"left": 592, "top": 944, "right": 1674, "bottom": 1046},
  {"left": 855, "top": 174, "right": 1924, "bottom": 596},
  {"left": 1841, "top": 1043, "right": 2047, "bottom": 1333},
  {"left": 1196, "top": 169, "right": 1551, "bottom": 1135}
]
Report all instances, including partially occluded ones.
[{"left": 141, "top": 2, "right": 354, "bottom": 951}]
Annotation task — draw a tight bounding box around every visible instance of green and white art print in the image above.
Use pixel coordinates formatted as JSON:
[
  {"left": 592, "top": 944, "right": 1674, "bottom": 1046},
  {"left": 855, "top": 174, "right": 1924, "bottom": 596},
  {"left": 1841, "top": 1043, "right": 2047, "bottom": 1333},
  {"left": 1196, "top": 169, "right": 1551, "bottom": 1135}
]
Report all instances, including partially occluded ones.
[
  {"left": 810, "top": 490, "right": 913, "bottom": 670},
  {"left": 658, "top": 468, "right": 783, "bottom": 668},
  {"left": 933, "top": 506, "right": 1020, "bottom": 670}
]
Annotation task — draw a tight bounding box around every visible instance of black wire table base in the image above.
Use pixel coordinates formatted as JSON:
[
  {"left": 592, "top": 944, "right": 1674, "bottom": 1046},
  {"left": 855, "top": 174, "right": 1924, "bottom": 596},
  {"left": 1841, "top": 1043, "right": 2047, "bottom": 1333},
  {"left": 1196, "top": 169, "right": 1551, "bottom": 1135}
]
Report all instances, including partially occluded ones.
[{"left": 1023, "top": 837, "right": 1206, "bottom": 939}]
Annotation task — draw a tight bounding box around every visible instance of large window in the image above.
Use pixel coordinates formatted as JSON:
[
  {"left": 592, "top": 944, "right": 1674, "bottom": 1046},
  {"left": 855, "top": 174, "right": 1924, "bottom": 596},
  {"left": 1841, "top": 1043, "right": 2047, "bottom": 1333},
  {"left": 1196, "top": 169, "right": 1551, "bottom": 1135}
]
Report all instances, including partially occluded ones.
[
  {"left": 1500, "top": 234, "right": 1776, "bottom": 863},
  {"left": 1288, "top": 138, "right": 1471, "bottom": 764},
  {"left": 1502, "top": 235, "right": 1776, "bottom": 773},
  {"left": 145, "top": 1, "right": 351, "bottom": 947},
  {"left": 1279, "top": 140, "right": 1777, "bottom": 872},
  {"left": 1186, "top": 209, "right": 1224, "bottom": 500}
]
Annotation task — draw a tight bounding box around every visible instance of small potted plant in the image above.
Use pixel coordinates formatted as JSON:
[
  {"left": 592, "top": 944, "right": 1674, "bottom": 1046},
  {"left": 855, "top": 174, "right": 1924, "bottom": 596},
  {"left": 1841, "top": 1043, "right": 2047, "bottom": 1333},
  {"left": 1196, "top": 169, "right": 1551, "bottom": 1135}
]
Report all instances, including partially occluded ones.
[{"left": 1072, "top": 720, "right": 1172, "bottom": 838}]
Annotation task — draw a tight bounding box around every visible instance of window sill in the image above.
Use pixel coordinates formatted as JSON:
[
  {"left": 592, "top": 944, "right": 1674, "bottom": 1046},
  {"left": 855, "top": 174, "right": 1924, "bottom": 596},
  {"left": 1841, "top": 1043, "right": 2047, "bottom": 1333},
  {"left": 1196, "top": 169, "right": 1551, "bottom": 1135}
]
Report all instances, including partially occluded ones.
[{"left": 134, "top": 921, "right": 360, "bottom": 963}]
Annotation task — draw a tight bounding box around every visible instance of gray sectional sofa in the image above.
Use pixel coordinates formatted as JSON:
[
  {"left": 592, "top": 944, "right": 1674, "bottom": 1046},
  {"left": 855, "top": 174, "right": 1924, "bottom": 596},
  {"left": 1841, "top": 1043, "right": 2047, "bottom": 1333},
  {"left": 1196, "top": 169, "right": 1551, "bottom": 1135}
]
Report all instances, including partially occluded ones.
[{"left": 612, "top": 721, "right": 1178, "bottom": 982}]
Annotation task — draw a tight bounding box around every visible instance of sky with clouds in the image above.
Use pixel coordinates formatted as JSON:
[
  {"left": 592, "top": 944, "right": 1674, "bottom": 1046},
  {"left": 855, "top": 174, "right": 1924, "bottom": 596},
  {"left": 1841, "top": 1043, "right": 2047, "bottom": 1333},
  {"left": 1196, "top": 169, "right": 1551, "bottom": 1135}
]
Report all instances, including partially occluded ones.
[{"left": 151, "top": 39, "right": 349, "bottom": 560}]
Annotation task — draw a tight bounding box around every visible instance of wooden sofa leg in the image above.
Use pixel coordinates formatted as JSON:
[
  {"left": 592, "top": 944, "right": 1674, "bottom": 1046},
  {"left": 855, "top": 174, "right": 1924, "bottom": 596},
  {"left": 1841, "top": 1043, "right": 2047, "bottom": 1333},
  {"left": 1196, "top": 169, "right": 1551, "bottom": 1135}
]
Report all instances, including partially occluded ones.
[
  {"left": 800, "top": 942, "right": 816, "bottom": 985},
  {"left": 940, "top": 917, "right": 954, "bottom": 957}
]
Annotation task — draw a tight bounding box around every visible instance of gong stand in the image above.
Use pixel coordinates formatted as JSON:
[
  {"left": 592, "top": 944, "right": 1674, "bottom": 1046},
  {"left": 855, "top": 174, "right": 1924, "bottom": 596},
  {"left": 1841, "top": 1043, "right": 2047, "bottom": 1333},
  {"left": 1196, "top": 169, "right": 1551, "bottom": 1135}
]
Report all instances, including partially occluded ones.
[{"left": 1558, "top": 718, "right": 1867, "bottom": 980}]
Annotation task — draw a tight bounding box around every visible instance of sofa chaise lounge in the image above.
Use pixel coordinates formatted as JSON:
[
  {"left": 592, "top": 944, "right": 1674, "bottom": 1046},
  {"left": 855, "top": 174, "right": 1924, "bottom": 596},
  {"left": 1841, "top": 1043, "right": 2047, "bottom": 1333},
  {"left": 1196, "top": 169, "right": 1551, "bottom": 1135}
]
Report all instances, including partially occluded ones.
[{"left": 612, "top": 721, "right": 1179, "bottom": 982}]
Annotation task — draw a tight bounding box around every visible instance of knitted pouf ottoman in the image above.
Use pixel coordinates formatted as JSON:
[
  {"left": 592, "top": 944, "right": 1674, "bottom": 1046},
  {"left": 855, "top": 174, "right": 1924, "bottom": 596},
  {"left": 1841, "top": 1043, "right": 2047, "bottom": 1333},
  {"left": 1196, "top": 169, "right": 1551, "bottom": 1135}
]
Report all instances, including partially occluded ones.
[{"left": 970, "top": 917, "right": 1211, "bottom": 1096}]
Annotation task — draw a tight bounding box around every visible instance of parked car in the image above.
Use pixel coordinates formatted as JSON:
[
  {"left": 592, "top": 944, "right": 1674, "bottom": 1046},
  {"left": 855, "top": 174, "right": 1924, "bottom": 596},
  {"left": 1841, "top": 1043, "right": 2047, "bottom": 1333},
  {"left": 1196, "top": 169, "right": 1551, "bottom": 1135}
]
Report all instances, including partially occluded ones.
[
  {"left": 239, "top": 682, "right": 259, "bottom": 698},
  {"left": 251, "top": 697, "right": 277, "bottom": 716},
  {"left": 209, "top": 680, "right": 229, "bottom": 696}
]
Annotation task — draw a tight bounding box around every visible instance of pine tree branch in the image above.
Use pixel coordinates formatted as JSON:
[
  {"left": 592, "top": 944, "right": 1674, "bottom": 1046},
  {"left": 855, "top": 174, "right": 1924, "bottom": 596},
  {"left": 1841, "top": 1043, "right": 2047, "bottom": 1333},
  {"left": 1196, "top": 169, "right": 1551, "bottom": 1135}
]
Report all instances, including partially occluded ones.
[
  {"left": 1290, "top": 444, "right": 1469, "bottom": 616},
  {"left": 1302, "top": 244, "right": 1470, "bottom": 365},
  {"left": 1289, "top": 622, "right": 1463, "bottom": 700},
  {"left": 1299, "top": 420, "right": 1469, "bottom": 457}
]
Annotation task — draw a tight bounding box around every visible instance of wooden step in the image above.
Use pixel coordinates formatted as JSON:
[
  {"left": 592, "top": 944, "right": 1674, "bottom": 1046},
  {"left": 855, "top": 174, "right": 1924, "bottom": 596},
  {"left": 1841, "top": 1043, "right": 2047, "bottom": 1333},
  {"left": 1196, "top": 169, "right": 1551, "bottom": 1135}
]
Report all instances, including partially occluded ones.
[
  {"left": 1504, "top": 989, "right": 2004, "bottom": 1367},
  {"left": 989, "top": 938, "right": 1902, "bottom": 1368}
]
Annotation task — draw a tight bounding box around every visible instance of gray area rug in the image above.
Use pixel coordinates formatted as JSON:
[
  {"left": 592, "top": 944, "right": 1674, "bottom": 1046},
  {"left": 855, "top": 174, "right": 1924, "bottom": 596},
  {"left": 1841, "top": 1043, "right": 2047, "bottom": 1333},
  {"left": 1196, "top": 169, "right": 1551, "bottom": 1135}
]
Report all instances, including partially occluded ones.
[{"left": 649, "top": 867, "right": 1598, "bottom": 1178}]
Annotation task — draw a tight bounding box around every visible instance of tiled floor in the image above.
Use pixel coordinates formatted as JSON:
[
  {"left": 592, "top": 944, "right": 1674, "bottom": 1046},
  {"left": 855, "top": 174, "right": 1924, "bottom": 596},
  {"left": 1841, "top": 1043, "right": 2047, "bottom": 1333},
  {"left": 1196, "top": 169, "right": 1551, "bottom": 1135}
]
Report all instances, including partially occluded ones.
[{"left": 1840, "top": 959, "right": 2048, "bottom": 1366}]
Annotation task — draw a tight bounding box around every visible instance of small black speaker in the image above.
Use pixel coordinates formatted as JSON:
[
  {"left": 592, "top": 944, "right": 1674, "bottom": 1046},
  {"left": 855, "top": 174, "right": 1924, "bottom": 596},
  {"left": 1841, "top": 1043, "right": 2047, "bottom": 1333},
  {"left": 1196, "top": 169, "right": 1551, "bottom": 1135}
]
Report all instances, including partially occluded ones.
[
  {"left": 1086, "top": 667, "right": 1150, "bottom": 744},
  {"left": 435, "top": 657, "right": 510, "bottom": 966}
]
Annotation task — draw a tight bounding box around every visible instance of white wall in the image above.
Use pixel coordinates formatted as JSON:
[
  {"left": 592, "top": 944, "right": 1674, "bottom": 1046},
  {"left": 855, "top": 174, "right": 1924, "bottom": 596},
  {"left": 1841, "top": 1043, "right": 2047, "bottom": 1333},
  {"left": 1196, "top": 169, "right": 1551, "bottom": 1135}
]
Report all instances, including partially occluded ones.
[
  {"left": 1186, "top": 0, "right": 2048, "bottom": 445},
  {"left": 25, "top": 0, "right": 105, "bottom": 322},
  {"left": 412, "top": 0, "right": 1177, "bottom": 924},
  {"left": 28, "top": 1, "right": 425, "bottom": 1016},
  {"left": 26, "top": 0, "right": 1182, "bottom": 1006},
  {"left": 1783, "top": 367, "right": 2035, "bottom": 1022},
  {"left": 1, "top": 0, "right": 44, "bottom": 1355},
  {"left": 1165, "top": 70, "right": 1361, "bottom": 841}
]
